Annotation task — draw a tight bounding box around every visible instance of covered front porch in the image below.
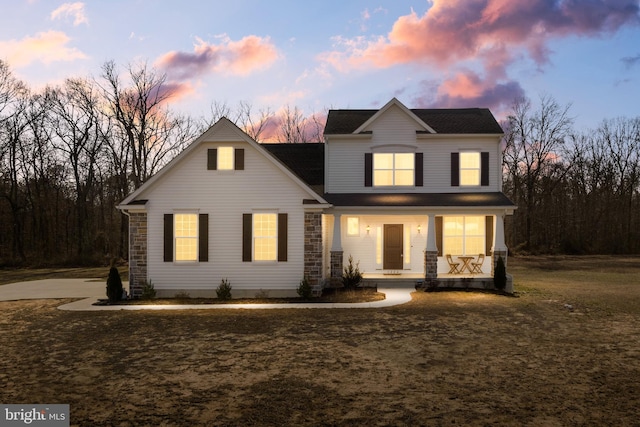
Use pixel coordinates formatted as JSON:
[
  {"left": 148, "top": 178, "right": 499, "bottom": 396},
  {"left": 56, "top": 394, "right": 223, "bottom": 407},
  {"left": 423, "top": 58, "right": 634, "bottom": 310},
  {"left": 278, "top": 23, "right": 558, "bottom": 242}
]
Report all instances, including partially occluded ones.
[{"left": 323, "top": 209, "right": 512, "bottom": 293}]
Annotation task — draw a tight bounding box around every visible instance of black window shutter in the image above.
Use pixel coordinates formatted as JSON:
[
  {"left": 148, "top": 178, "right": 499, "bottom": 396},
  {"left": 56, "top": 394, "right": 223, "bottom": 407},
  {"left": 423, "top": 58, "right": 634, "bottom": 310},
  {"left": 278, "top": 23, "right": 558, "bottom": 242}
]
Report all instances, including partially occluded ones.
[
  {"left": 235, "top": 148, "right": 244, "bottom": 170},
  {"left": 435, "top": 216, "right": 443, "bottom": 257},
  {"left": 485, "top": 216, "right": 494, "bottom": 255},
  {"left": 278, "top": 213, "right": 288, "bottom": 262},
  {"left": 207, "top": 149, "right": 217, "bottom": 170},
  {"left": 481, "top": 152, "right": 490, "bottom": 186},
  {"left": 163, "top": 214, "right": 173, "bottom": 262},
  {"left": 415, "top": 153, "right": 423, "bottom": 187},
  {"left": 364, "top": 153, "right": 373, "bottom": 187},
  {"left": 451, "top": 153, "right": 459, "bottom": 186},
  {"left": 199, "top": 214, "right": 209, "bottom": 262},
  {"left": 242, "top": 214, "right": 252, "bottom": 262}
]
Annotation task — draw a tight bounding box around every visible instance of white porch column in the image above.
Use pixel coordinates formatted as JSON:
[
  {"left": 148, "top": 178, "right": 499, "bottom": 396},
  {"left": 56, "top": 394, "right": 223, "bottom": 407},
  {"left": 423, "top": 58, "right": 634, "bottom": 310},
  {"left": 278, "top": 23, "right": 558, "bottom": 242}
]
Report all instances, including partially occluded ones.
[
  {"left": 426, "top": 214, "right": 437, "bottom": 252},
  {"left": 331, "top": 213, "right": 342, "bottom": 251},
  {"left": 493, "top": 213, "right": 507, "bottom": 252}
]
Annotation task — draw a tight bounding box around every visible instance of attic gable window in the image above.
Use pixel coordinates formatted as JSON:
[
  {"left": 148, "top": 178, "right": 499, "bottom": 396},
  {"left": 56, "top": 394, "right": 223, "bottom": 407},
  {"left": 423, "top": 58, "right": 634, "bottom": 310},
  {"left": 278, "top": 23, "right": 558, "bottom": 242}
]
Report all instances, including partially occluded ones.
[
  {"left": 218, "top": 147, "right": 234, "bottom": 170},
  {"left": 373, "top": 153, "right": 414, "bottom": 187},
  {"left": 207, "top": 148, "right": 244, "bottom": 170}
]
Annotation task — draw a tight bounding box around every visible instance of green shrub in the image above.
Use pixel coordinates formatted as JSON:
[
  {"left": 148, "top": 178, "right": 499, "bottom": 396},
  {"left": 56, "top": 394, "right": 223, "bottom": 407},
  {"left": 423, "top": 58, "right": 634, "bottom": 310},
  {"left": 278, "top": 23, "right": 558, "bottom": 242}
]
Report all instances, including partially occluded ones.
[
  {"left": 342, "top": 255, "right": 363, "bottom": 290},
  {"left": 494, "top": 256, "right": 507, "bottom": 291},
  {"left": 216, "top": 278, "right": 232, "bottom": 300},
  {"left": 297, "top": 277, "right": 313, "bottom": 299},
  {"left": 106, "top": 265, "right": 123, "bottom": 303},
  {"left": 141, "top": 279, "right": 156, "bottom": 300}
]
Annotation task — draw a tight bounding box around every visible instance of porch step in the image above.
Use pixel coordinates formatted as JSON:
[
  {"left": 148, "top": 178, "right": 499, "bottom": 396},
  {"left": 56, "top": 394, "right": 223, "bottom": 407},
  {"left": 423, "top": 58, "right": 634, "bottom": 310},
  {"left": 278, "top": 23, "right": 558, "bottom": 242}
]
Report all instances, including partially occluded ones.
[{"left": 361, "top": 278, "right": 421, "bottom": 289}]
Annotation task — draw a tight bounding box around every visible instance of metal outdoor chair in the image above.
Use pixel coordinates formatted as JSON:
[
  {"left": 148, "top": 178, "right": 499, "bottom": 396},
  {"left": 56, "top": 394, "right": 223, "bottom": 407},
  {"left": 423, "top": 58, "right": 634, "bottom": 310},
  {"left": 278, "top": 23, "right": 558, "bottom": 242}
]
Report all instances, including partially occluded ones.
[
  {"left": 446, "top": 254, "right": 461, "bottom": 274},
  {"left": 470, "top": 254, "right": 485, "bottom": 274}
]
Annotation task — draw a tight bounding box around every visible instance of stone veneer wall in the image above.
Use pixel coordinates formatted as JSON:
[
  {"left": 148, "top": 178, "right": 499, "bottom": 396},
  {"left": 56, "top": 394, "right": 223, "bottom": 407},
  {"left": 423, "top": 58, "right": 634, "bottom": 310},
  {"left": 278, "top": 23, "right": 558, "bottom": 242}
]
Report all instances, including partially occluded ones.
[
  {"left": 304, "top": 212, "right": 323, "bottom": 289},
  {"left": 491, "top": 249, "right": 508, "bottom": 276},
  {"left": 424, "top": 250, "right": 438, "bottom": 286},
  {"left": 128, "top": 212, "right": 147, "bottom": 298},
  {"left": 330, "top": 251, "right": 344, "bottom": 284}
]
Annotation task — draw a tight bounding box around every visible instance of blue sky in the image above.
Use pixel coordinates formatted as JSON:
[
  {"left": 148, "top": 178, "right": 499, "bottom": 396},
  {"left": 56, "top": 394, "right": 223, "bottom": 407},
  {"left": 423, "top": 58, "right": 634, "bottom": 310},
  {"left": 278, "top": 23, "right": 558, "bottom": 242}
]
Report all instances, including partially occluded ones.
[{"left": 1, "top": 0, "right": 639, "bottom": 131}]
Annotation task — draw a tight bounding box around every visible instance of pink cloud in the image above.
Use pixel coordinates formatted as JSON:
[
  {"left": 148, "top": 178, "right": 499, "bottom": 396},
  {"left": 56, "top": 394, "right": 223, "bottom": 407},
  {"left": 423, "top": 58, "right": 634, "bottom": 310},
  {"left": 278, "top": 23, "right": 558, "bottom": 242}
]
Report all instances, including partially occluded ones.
[
  {"left": 412, "top": 70, "right": 526, "bottom": 117},
  {"left": 0, "top": 30, "right": 87, "bottom": 67},
  {"left": 321, "top": 0, "right": 639, "bottom": 71},
  {"left": 156, "top": 35, "right": 279, "bottom": 80}
]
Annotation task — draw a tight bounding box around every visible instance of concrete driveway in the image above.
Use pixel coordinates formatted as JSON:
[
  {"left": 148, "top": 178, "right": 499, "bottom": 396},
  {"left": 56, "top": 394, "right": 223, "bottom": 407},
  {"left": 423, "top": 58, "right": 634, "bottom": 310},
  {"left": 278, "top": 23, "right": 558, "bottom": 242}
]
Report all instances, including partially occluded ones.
[
  {"left": 0, "top": 279, "right": 106, "bottom": 302},
  {"left": 0, "top": 279, "right": 414, "bottom": 311}
]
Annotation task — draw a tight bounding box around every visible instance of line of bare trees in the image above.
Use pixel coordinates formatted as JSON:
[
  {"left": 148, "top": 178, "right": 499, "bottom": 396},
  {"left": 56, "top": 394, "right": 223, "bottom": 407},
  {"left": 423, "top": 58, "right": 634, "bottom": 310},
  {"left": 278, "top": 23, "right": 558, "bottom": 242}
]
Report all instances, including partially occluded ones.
[
  {"left": 503, "top": 95, "right": 640, "bottom": 254},
  {"left": 0, "top": 60, "right": 325, "bottom": 266},
  {"left": 1, "top": 58, "right": 639, "bottom": 266}
]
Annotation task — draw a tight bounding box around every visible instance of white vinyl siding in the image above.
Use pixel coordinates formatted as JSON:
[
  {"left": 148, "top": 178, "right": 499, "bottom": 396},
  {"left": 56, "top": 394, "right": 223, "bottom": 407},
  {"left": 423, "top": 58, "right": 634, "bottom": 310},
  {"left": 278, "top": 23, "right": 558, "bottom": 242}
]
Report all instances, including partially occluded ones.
[
  {"left": 138, "top": 121, "right": 311, "bottom": 293},
  {"left": 325, "top": 104, "right": 501, "bottom": 193}
]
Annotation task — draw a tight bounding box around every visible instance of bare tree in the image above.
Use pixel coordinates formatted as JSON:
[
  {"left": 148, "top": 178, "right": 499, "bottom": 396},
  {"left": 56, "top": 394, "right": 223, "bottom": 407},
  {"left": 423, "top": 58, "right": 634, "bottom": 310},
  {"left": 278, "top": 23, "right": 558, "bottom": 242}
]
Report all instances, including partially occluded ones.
[
  {"left": 202, "top": 100, "right": 273, "bottom": 141},
  {"left": 99, "top": 60, "right": 195, "bottom": 189},
  {"left": 503, "top": 94, "right": 574, "bottom": 249},
  {"left": 50, "top": 78, "right": 108, "bottom": 260}
]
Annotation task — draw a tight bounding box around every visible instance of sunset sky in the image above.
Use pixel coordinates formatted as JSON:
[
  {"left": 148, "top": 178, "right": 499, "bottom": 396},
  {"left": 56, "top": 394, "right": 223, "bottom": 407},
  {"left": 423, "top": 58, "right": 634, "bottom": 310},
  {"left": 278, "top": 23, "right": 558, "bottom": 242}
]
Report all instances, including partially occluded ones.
[{"left": 1, "top": 0, "right": 639, "bottom": 130}]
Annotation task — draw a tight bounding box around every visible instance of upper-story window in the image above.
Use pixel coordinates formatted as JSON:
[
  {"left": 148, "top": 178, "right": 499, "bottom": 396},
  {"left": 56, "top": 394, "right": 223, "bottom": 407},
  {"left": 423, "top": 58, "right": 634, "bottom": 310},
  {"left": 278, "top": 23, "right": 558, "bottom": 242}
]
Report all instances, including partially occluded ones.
[
  {"left": 460, "top": 152, "right": 480, "bottom": 186},
  {"left": 373, "top": 153, "right": 414, "bottom": 187},
  {"left": 451, "top": 152, "right": 488, "bottom": 187}
]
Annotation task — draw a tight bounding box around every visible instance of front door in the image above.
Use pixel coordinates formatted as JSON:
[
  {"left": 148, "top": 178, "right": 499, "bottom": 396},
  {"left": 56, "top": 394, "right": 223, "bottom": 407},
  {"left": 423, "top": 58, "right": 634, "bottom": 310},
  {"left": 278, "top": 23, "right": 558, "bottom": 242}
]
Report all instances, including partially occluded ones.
[{"left": 383, "top": 224, "right": 403, "bottom": 270}]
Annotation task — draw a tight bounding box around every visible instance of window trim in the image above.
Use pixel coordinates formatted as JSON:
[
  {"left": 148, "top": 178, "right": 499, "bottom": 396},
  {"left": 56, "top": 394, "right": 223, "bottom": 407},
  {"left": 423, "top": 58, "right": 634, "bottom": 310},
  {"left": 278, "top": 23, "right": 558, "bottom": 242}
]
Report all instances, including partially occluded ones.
[
  {"left": 252, "top": 212, "right": 278, "bottom": 262},
  {"left": 372, "top": 152, "right": 415, "bottom": 187},
  {"left": 347, "top": 217, "right": 360, "bottom": 237},
  {"left": 459, "top": 151, "right": 481, "bottom": 187},
  {"left": 174, "top": 212, "right": 199, "bottom": 263},
  {"left": 443, "top": 215, "right": 486, "bottom": 256}
]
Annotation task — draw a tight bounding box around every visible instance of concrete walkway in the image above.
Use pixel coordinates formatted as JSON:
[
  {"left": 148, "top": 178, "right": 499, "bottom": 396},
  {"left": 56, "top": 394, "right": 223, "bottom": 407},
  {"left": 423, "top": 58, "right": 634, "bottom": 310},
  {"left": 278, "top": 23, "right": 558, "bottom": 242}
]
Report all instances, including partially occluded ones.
[{"left": 0, "top": 279, "right": 414, "bottom": 311}]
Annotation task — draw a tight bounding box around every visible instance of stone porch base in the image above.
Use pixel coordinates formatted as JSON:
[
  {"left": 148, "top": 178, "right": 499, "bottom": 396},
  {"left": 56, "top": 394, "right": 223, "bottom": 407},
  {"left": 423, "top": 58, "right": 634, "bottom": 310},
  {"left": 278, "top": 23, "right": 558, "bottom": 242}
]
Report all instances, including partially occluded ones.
[{"left": 417, "top": 274, "right": 513, "bottom": 294}]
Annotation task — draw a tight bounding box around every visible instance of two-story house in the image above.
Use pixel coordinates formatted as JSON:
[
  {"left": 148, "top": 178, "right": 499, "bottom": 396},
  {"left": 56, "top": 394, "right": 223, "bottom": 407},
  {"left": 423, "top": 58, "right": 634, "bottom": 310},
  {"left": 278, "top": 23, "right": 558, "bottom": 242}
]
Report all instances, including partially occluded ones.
[{"left": 118, "top": 98, "right": 516, "bottom": 298}]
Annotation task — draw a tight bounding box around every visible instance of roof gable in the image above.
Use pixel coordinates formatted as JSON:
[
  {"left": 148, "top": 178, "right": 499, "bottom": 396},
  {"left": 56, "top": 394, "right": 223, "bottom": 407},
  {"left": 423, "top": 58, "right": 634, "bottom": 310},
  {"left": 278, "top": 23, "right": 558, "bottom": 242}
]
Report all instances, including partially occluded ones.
[
  {"left": 353, "top": 98, "right": 436, "bottom": 134},
  {"left": 324, "top": 98, "right": 504, "bottom": 135},
  {"left": 119, "top": 118, "right": 327, "bottom": 207}
]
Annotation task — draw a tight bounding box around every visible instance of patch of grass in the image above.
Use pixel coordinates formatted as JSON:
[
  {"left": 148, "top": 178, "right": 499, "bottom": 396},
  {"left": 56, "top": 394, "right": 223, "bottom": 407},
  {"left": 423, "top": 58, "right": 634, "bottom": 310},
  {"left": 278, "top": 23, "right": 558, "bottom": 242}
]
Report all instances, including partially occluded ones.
[{"left": 0, "top": 267, "right": 129, "bottom": 286}]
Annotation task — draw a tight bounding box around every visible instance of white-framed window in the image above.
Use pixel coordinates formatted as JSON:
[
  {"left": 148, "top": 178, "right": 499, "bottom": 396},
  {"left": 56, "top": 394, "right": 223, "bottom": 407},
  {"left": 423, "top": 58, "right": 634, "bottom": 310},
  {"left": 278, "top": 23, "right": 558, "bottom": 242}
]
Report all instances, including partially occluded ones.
[
  {"left": 444, "top": 216, "right": 485, "bottom": 255},
  {"left": 175, "top": 213, "right": 198, "bottom": 262},
  {"left": 218, "top": 146, "right": 234, "bottom": 170},
  {"left": 253, "top": 213, "right": 277, "bottom": 261},
  {"left": 373, "top": 153, "right": 414, "bottom": 186},
  {"left": 347, "top": 217, "right": 359, "bottom": 236},
  {"left": 460, "top": 152, "right": 480, "bottom": 186}
]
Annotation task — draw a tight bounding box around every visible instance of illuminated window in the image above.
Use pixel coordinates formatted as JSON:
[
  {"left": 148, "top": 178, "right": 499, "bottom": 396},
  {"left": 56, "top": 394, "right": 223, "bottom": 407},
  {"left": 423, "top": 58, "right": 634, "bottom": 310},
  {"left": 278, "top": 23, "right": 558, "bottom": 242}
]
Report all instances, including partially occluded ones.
[
  {"left": 254, "top": 213, "right": 277, "bottom": 261},
  {"left": 444, "top": 216, "right": 485, "bottom": 255},
  {"left": 460, "top": 152, "right": 480, "bottom": 186},
  {"left": 373, "top": 153, "right": 414, "bottom": 186},
  {"left": 347, "top": 217, "right": 359, "bottom": 236},
  {"left": 175, "top": 214, "right": 198, "bottom": 261},
  {"left": 218, "top": 146, "right": 234, "bottom": 170}
]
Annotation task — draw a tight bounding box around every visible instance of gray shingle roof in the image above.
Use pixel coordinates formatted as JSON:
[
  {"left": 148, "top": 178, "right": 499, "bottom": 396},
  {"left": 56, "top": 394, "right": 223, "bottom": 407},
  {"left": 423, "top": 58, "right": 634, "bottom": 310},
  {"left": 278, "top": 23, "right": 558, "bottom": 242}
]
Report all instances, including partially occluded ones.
[
  {"left": 261, "top": 143, "right": 324, "bottom": 186},
  {"left": 322, "top": 192, "right": 515, "bottom": 207},
  {"left": 324, "top": 108, "right": 504, "bottom": 135}
]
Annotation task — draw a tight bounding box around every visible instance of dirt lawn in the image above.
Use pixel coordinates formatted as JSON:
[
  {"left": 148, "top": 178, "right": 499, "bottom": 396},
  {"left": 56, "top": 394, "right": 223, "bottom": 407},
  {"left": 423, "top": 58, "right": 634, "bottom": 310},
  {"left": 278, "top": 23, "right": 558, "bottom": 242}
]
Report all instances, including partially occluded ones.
[{"left": 1, "top": 256, "right": 639, "bottom": 426}]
